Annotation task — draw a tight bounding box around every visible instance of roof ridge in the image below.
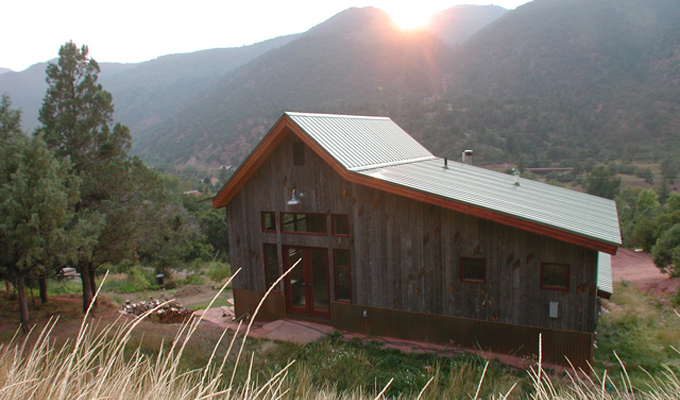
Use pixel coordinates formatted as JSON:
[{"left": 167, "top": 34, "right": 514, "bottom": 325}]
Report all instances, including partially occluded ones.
[
  {"left": 349, "top": 155, "right": 438, "bottom": 171},
  {"left": 285, "top": 111, "right": 389, "bottom": 120}
]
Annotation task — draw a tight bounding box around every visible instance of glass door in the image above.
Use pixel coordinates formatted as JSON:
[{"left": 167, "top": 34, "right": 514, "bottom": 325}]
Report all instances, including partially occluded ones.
[{"left": 284, "top": 246, "right": 330, "bottom": 319}]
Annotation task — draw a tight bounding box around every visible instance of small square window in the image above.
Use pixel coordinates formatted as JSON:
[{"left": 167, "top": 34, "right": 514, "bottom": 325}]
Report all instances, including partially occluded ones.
[
  {"left": 332, "top": 214, "right": 349, "bottom": 236},
  {"left": 460, "top": 258, "right": 486, "bottom": 284},
  {"left": 541, "top": 263, "right": 570, "bottom": 291},
  {"left": 262, "top": 212, "right": 276, "bottom": 232}
]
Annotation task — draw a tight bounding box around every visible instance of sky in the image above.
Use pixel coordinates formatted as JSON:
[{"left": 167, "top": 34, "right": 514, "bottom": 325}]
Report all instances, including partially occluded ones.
[{"left": 2, "top": 0, "right": 530, "bottom": 72}]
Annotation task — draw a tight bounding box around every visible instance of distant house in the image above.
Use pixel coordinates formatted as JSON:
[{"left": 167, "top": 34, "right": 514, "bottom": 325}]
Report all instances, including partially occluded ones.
[{"left": 212, "top": 112, "right": 621, "bottom": 368}]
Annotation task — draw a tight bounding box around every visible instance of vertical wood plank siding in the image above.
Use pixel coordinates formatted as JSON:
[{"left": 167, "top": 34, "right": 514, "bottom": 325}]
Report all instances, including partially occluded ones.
[{"left": 225, "top": 133, "right": 600, "bottom": 340}]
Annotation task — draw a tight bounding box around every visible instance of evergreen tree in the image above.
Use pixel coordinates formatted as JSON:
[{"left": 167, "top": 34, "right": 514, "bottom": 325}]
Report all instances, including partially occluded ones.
[
  {"left": 38, "top": 42, "right": 168, "bottom": 311},
  {"left": 0, "top": 95, "right": 83, "bottom": 332},
  {"left": 583, "top": 166, "right": 621, "bottom": 200}
]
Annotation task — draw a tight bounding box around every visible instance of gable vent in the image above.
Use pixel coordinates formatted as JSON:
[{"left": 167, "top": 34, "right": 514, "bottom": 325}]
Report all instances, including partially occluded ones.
[{"left": 293, "top": 142, "right": 305, "bottom": 166}]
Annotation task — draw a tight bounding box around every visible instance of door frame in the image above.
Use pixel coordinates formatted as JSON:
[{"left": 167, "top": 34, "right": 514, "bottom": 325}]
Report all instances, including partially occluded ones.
[{"left": 282, "top": 245, "right": 331, "bottom": 319}]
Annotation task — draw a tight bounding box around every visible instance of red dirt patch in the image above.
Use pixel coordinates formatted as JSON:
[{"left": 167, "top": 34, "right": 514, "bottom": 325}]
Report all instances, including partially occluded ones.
[{"left": 612, "top": 248, "right": 680, "bottom": 297}]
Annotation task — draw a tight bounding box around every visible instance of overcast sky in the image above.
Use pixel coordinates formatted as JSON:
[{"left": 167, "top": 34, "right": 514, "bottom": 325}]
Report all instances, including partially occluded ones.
[{"left": 2, "top": 0, "right": 531, "bottom": 72}]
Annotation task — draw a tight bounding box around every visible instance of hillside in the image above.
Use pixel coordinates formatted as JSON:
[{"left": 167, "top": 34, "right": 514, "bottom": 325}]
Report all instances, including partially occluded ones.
[
  {"left": 2, "top": 1, "right": 679, "bottom": 171},
  {"left": 133, "top": 7, "right": 453, "bottom": 165},
  {"left": 0, "top": 35, "right": 298, "bottom": 133}
]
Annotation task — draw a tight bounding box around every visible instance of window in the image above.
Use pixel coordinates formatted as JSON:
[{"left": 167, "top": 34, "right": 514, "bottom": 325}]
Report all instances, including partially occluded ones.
[
  {"left": 282, "top": 213, "right": 327, "bottom": 234},
  {"left": 263, "top": 244, "right": 280, "bottom": 291},
  {"left": 293, "top": 142, "right": 305, "bottom": 166},
  {"left": 262, "top": 211, "right": 276, "bottom": 232},
  {"left": 334, "top": 249, "right": 352, "bottom": 302},
  {"left": 332, "top": 214, "right": 349, "bottom": 236},
  {"left": 541, "top": 263, "right": 570, "bottom": 291},
  {"left": 460, "top": 257, "right": 486, "bottom": 284}
]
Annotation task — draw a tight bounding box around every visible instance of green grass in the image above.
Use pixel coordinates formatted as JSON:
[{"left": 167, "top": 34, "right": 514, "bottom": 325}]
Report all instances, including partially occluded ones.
[{"left": 594, "top": 281, "right": 680, "bottom": 388}]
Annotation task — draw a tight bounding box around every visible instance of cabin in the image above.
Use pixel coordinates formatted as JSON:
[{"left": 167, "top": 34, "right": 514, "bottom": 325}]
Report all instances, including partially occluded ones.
[{"left": 212, "top": 112, "right": 621, "bottom": 368}]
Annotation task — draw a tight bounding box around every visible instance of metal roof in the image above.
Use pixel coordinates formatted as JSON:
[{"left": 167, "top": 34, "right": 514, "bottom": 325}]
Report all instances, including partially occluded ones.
[
  {"left": 286, "top": 112, "right": 436, "bottom": 171},
  {"left": 358, "top": 158, "right": 622, "bottom": 247},
  {"left": 597, "top": 252, "right": 613, "bottom": 296}
]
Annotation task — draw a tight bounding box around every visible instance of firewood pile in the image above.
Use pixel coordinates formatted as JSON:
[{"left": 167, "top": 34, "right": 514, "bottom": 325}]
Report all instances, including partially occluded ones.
[{"left": 121, "top": 298, "right": 194, "bottom": 324}]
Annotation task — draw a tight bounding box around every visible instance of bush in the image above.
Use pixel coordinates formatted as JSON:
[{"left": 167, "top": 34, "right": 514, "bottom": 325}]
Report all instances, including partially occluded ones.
[
  {"left": 178, "top": 273, "right": 205, "bottom": 286},
  {"left": 206, "top": 262, "right": 231, "bottom": 283}
]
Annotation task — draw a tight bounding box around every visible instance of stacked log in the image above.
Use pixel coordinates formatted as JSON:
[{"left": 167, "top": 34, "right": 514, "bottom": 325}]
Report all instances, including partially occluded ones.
[{"left": 121, "top": 298, "right": 194, "bottom": 324}]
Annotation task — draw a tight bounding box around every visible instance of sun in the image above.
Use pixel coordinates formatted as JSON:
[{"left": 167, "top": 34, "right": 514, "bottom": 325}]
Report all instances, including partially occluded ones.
[{"left": 384, "top": 5, "right": 434, "bottom": 30}]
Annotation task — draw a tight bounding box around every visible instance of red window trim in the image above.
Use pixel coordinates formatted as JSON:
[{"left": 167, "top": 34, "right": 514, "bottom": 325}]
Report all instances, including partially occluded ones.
[
  {"left": 333, "top": 249, "right": 352, "bottom": 303},
  {"left": 460, "top": 257, "right": 487, "bottom": 284},
  {"left": 281, "top": 212, "right": 328, "bottom": 236},
  {"left": 263, "top": 243, "right": 280, "bottom": 293},
  {"left": 261, "top": 211, "right": 276, "bottom": 233},
  {"left": 540, "top": 262, "right": 570, "bottom": 292},
  {"left": 331, "top": 214, "right": 350, "bottom": 237}
]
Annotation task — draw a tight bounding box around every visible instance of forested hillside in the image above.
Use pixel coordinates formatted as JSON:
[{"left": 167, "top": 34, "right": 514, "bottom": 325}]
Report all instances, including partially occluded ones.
[
  {"left": 1, "top": 0, "right": 679, "bottom": 170},
  {"left": 134, "top": 0, "right": 680, "bottom": 169}
]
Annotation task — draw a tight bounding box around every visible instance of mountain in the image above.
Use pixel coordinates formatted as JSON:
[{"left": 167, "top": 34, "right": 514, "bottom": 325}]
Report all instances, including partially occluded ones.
[
  {"left": 0, "top": 35, "right": 298, "bottom": 133},
  {"left": 0, "top": 68, "right": 11, "bottom": 75},
  {"left": 133, "top": 7, "right": 453, "bottom": 165},
  {"left": 427, "top": 5, "right": 508, "bottom": 46},
  {"left": 4, "top": 1, "right": 679, "bottom": 172},
  {"left": 436, "top": 0, "right": 680, "bottom": 163}
]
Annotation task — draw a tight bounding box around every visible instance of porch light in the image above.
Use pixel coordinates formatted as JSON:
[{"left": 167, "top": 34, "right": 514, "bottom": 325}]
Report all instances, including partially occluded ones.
[{"left": 287, "top": 189, "right": 303, "bottom": 206}]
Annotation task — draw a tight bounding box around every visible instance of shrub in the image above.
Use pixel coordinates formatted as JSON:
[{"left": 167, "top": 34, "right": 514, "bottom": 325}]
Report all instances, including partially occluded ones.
[{"left": 206, "top": 262, "right": 231, "bottom": 283}]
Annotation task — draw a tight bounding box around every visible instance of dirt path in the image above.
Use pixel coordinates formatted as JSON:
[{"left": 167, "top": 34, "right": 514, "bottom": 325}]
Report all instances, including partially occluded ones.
[{"left": 612, "top": 248, "right": 679, "bottom": 297}]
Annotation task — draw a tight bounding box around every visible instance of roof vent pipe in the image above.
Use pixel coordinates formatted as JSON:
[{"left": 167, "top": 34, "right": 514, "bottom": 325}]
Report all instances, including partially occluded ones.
[
  {"left": 462, "top": 150, "right": 473, "bottom": 165},
  {"left": 443, "top": 158, "right": 448, "bottom": 169},
  {"left": 514, "top": 169, "right": 521, "bottom": 186}
]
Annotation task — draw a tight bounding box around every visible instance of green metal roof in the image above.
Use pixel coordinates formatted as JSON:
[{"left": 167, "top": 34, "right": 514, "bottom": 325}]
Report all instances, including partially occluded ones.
[
  {"left": 359, "top": 159, "right": 622, "bottom": 247},
  {"left": 286, "top": 112, "right": 436, "bottom": 171},
  {"left": 286, "top": 112, "right": 621, "bottom": 248},
  {"left": 597, "top": 252, "right": 613, "bottom": 296}
]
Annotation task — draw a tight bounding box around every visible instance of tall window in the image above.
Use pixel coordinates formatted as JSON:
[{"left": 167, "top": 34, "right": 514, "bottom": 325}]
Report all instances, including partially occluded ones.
[
  {"left": 460, "top": 257, "right": 486, "bottom": 284},
  {"left": 332, "top": 214, "right": 349, "bottom": 237},
  {"left": 263, "top": 244, "right": 280, "bottom": 291},
  {"left": 282, "top": 213, "right": 327, "bottom": 234},
  {"left": 541, "top": 263, "right": 570, "bottom": 291},
  {"left": 334, "top": 249, "right": 352, "bottom": 302},
  {"left": 262, "top": 211, "right": 276, "bottom": 232}
]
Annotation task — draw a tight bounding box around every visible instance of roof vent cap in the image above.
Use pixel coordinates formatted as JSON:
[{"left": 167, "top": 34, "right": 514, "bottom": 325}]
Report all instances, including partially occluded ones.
[{"left": 462, "top": 150, "right": 473, "bottom": 165}]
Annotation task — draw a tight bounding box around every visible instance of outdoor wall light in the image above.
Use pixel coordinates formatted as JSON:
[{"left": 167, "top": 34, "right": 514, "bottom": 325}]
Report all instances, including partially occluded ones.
[{"left": 287, "top": 189, "right": 303, "bottom": 206}]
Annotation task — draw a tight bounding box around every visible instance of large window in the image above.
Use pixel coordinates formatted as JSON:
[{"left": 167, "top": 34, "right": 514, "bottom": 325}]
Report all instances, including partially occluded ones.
[
  {"left": 541, "top": 263, "right": 570, "bottom": 291},
  {"left": 332, "top": 214, "right": 349, "bottom": 237},
  {"left": 282, "top": 213, "right": 327, "bottom": 234},
  {"left": 261, "top": 211, "right": 276, "bottom": 232},
  {"left": 460, "top": 257, "right": 486, "bottom": 284},
  {"left": 263, "top": 244, "right": 280, "bottom": 291},
  {"left": 334, "top": 249, "right": 352, "bottom": 303}
]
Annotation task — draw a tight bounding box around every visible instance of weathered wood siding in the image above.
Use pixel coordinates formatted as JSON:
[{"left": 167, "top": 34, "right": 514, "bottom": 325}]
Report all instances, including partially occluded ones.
[{"left": 225, "top": 132, "right": 599, "bottom": 333}]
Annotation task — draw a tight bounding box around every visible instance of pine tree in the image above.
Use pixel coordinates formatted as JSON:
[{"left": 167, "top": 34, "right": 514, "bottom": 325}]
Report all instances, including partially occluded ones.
[
  {"left": 38, "top": 42, "right": 169, "bottom": 311},
  {"left": 0, "top": 95, "right": 82, "bottom": 332}
]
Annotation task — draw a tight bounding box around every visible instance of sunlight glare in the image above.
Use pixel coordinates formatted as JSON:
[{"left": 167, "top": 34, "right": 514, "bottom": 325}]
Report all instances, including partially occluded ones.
[{"left": 385, "top": 6, "right": 434, "bottom": 30}]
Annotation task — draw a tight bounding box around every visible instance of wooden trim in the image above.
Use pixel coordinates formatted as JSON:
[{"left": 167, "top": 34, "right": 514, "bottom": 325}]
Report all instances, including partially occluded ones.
[{"left": 213, "top": 114, "right": 619, "bottom": 255}]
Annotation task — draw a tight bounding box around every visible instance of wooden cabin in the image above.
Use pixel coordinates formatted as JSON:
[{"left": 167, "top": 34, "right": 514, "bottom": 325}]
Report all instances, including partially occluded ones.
[{"left": 212, "top": 112, "right": 621, "bottom": 368}]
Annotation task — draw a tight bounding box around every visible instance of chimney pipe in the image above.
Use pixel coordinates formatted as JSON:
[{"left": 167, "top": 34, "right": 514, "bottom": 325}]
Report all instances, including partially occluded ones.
[
  {"left": 462, "top": 150, "right": 473, "bottom": 165},
  {"left": 444, "top": 158, "right": 448, "bottom": 169}
]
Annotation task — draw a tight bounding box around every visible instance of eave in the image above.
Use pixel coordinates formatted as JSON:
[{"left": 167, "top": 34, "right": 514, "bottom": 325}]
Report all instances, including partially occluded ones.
[{"left": 213, "top": 114, "right": 619, "bottom": 255}]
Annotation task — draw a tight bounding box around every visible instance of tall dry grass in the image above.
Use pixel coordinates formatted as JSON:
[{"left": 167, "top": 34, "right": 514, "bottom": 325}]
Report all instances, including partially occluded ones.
[{"left": 2, "top": 274, "right": 680, "bottom": 399}]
